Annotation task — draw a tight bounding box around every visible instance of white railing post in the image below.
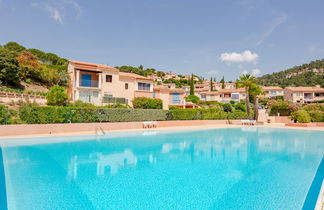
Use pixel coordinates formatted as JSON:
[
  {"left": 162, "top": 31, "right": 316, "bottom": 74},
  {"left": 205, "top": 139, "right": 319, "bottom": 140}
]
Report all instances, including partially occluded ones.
[{"left": 76, "top": 70, "right": 80, "bottom": 87}]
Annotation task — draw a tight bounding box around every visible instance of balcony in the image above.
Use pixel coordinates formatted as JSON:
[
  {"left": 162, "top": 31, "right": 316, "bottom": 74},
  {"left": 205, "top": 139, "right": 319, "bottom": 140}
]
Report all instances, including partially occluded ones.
[
  {"left": 103, "top": 96, "right": 128, "bottom": 104},
  {"left": 79, "top": 80, "right": 99, "bottom": 88}
]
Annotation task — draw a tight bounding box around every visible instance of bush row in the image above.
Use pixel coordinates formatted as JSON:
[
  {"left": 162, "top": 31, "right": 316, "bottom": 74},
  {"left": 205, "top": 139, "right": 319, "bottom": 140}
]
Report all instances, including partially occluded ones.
[
  {"left": 17, "top": 106, "right": 249, "bottom": 124},
  {"left": 19, "top": 106, "right": 171, "bottom": 124},
  {"left": 0, "top": 105, "right": 6, "bottom": 124},
  {"left": 170, "top": 109, "right": 247, "bottom": 120},
  {"left": 288, "top": 104, "right": 324, "bottom": 123}
]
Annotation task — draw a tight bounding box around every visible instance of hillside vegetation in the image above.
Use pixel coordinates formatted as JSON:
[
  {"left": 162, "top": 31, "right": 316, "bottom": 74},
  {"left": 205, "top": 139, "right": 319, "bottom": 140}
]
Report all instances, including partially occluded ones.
[
  {"left": 0, "top": 42, "right": 68, "bottom": 90},
  {"left": 258, "top": 59, "right": 324, "bottom": 87}
]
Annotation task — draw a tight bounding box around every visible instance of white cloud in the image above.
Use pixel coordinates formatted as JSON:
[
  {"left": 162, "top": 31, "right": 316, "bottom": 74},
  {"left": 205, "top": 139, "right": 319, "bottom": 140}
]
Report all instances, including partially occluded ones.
[
  {"left": 256, "top": 14, "right": 287, "bottom": 46},
  {"left": 206, "top": 70, "right": 219, "bottom": 75},
  {"left": 32, "top": 0, "right": 82, "bottom": 24},
  {"left": 220, "top": 50, "right": 259, "bottom": 63},
  {"left": 251, "top": 69, "right": 261, "bottom": 76},
  {"left": 242, "top": 69, "right": 262, "bottom": 76},
  {"left": 242, "top": 70, "right": 249, "bottom": 75}
]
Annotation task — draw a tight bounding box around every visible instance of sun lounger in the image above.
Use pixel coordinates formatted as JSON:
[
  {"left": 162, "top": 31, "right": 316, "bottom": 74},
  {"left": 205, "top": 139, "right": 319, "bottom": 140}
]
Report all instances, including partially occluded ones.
[
  {"left": 241, "top": 120, "right": 256, "bottom": 126},
  {"left": 143, "top": 121, "right": 158, "bottom": 128}
]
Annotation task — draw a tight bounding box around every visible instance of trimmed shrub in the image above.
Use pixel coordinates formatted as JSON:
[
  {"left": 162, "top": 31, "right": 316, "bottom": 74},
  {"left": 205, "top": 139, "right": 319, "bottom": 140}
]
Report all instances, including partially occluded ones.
[
  {"left": 171, "top": 109, "right": 201, "bottom": 120},
  {"left": 222, "top": 103, "right": 233, "bottom": 112},
  {"left": 132, "top": 97, "right": 163, "bottom": 109},
  {"left": 0, "top": 105, "right": 6, "bottom": 124},
  {"left": 303, "top": 104, "right": 324, "bottom": 112},
  {"left": 169, "top": 106, "right": 182, "bottom": 110},
  {"left": 228, "top": 110, "right": 248, "bottom": 120},
  {"left": 171, "top": 108, "right": 248, "bottom": 120},
  {"left": 94, "top": 109, "right": 170, "bottom": 122},
  {"left": 46, "top": 85, "right": 68, "bottom": 106},
  {"left": 234, "top": 103, "right": 246, "bottom": 112},
  {"left": 19, "top": 105, "right": 170, "bottom": 124},
  {"left": 269, "top": 101, "right": 298, "bottom": 116},
  {"left": 308, "top": 111, "right": 324, "bottom": 122},
  {"left": 185, "top": 95, "right": 200, "bottom": 104},
  {"left": 201, "top": 109, "right": 227, "bottom": 120},
  {"left": 290, "top": 110, "right": 311, "bottom": 123}
]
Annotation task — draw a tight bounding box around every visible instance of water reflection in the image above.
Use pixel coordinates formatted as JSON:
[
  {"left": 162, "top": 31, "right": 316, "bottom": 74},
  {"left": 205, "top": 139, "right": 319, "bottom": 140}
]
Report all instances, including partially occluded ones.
[
  {"left": 2, "top": 128, "right": 324, "bottom": 209},
  {"left": 59, "top": 129, "right": 324, "bottom": 179}
]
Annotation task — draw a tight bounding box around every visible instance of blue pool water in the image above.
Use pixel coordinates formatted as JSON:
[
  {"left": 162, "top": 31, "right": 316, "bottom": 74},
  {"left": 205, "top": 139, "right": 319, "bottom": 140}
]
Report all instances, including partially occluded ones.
[{"left": 1, "top": 127, "right": 324, "bottom": 210}]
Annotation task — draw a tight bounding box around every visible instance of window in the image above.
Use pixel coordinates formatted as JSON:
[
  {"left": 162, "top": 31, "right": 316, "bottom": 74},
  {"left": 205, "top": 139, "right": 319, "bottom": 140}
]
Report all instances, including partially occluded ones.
[
  {"left": 125, "top": 83, "right": 128, "bottom": 90},
  {"left": 106, "top": 75, "right": 112, "bottom": 83},
  {"left": 172, "top": 93, "right": 181, "bottom": 104},
  {"left": 231, "top": 93, "right": 239, "bottom": 100},
  {"left": 138, "top": 82, "right": 151, "bottom": 91},
  {"left": 269, "top": 91, "right": 277, "bottom": 96}
]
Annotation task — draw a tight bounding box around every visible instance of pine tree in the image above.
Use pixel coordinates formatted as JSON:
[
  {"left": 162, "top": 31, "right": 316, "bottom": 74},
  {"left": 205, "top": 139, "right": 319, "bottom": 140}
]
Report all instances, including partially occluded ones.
[
  {"left": 221, "top": 76, "right": 225, "bottom": 89},
  {"left": 190, "top": 73, "right": 195, "bottom": 95},
  {"left": 210, "top": 77, "right": 213, "bottom": 91}
]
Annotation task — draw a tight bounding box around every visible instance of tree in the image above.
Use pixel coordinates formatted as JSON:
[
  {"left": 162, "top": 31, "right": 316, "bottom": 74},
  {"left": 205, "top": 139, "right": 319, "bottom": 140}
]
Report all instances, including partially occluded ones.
[
  {"left": 17, "top": 51, "right": 42, "bottom": 80},
  {"left": 220, "top": 76, "right": 225, "bottom": 89},
  {"left": 132, "top": 97, "right": 162, "bottom": 109},
  {"left": 46, "top": 85, "right": 68, "bottom": 106},
  {"left": 190, "top": 73, "right": 195, "bottom": 95},
  {"left": 0, "top": 48, "right": 21, "bottom": 86},
  {"left": 236, "top": 74, "right": 257, "bottom": 120},
  {"left": 185, "top": 95, "right": 200, "bottom": 104},
  {"left": 210, "top": 77, "right": 213, "bottom": 91},
  {"left": 3, "top": 42, "right": 26, "bottom": 53},
  {"left": 250, "top": 84, "right": 264, "bottom": 121}
]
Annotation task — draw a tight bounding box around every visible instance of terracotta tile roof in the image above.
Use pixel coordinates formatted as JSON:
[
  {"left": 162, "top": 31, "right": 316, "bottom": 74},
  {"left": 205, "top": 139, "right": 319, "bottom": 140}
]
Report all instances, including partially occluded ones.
[
  {"left": 217, "top": 88, "right": 246, "bottom": 93},
  {"left": 262, "top": 86, "right": 283, "bottom": 91},
  {"left": 285, "top": 86, "right": 324, "bottom": 92},
  {"left": 119, "top": 72, "right": 153, "bottom": 81},
  {"left": 69, "top": 60, "right": 117, "bottom": 71},
  {"left": 194, "top": 88, "right": 210, "bottom": 92},
  {"left": 200, "top": 91, "right": 219, "bottom": 95},
  {"left": 154, "top": 86, "right": 184, "bottom": 93}
]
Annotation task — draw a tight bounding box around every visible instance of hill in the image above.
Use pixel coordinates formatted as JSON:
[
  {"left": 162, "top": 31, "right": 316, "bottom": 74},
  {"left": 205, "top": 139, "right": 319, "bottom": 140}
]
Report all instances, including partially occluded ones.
[
  {"left": 258, "top": 59, "right": 324, "bottom": 88},
  {"left": 0, "top": 42, "right": 68, "bottom": 91}
]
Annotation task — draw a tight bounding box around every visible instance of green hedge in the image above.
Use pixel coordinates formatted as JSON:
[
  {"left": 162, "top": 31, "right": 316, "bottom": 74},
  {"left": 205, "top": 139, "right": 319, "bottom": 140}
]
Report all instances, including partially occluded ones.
[
  {"left": 0, "top": 105, "right": 6, "bottom": 124},
  {"left": 19, "top": 106, "right": 171, "bottom": 124},
  {"left": 301, "top": 104, "right": 324, "bottom": 122},
  {"left": 290, "top": 110, "right": 311, "bottom": 123},
  {"left": 269, "top": 101, "right": 298, "bottom": 116},
  {"left": 18, "top": 106, "right": 249, "bottom": 124},
  {"left": 170, "top": 109, "right": 248, "bottom": 120},
  {"left": 170, "top": 109, "right": 201, "bottom": 120},
  {"left": 308, "top": 111, "right": 324, "bottom": 122}
]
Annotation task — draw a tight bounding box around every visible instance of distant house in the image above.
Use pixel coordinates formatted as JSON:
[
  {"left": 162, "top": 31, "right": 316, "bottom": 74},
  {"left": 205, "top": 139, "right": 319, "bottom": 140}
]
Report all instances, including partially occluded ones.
[
  {"left": 162, "top": 83, "right": 176, "bottom": 89},
  {"left": 68, "top": 60, "right": 154, "bottom": 106},
  {"left": 261, "top": 86, "right": 284, "bottom": 98},
  {"left": 153, "top": 86, "right": 185, "bottom": 109},
  {"left": 147, "top": 74, "right": 162, "bottom": 82},
  {"left": 284, "top": 86, "right": 324, "bottom": 103},
  {"left": 199, "top": 88, "right": 246, "bottom": 103}
]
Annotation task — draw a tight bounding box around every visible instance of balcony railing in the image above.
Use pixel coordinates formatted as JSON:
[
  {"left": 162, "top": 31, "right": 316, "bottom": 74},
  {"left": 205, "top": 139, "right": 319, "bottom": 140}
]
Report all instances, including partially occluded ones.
[
  {"left": 103, "top": 96, "right": 128, "bottom": 104},
  {"left": 171, "top": 100, "right": 185, "bottom": 105},
  {"left": 79, "top": 80, "right": 99, "bottom": 88}
]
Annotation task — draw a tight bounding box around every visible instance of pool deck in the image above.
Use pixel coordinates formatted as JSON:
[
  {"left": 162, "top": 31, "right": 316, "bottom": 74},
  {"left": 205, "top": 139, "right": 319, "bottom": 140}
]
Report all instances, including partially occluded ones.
[{"left": 0, "top": 121, "right": 323, "bottom": 140}]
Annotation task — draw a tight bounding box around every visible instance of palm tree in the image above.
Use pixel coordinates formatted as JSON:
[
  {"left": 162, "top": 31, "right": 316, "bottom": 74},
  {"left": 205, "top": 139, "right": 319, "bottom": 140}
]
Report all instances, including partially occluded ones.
[
  {"left": 236, "top": 74, "right": 257, "bottom": 120},
  {"left": 250, "top": 84, "right": 264, "bottom": 121}
]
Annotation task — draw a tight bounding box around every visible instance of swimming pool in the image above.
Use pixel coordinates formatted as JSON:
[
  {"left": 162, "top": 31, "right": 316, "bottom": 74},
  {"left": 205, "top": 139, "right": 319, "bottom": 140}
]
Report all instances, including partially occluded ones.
[{"left": 1, "top": 127, "right": 323, "bottom": 209}]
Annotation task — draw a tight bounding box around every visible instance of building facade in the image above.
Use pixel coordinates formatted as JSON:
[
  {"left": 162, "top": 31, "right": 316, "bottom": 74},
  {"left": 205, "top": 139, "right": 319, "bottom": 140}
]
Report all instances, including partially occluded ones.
[
  {"left": 68, "top": 60, "right": 154, "bottom": 107},
  {"left": 284, "top": 86, "right": 324, "bottom": 103}
]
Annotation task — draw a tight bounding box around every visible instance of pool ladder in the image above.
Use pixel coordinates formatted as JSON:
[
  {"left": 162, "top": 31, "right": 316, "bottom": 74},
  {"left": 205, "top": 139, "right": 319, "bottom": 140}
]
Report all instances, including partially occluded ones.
[{"left": 95, "top": 126, "right": 106, "bottom": 136}]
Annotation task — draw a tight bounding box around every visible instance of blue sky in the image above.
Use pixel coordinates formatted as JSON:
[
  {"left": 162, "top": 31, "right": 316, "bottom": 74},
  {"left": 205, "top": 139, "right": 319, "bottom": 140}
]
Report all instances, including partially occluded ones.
[{"left": 0, "top": 0, "right": 324, "bottom": 81}]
